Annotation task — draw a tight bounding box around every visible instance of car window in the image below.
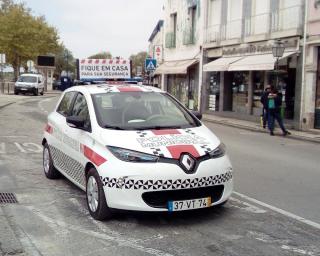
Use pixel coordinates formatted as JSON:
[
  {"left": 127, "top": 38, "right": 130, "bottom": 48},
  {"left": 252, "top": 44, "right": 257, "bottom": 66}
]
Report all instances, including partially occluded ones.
[
  {"left": 57, "top": 91, "right": 77, "bottom": 117},
  {"left": 70, "top": 93, "right": 91, "bottom": 130},
  {"left": 17, "top": 76, "right": 37, "bottom": 83},
  {"left": 92, "top": 92, "right": 199, "bottom": 130}
]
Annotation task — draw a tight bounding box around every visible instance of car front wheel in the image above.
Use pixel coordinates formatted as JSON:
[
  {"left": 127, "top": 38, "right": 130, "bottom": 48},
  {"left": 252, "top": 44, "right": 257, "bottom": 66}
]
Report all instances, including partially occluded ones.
[
  {"left": 86, "top": 168, "right": 112, "bottom": 220},
  {"left": 43, "top": 143, "right": 60, "bottom": 179}
]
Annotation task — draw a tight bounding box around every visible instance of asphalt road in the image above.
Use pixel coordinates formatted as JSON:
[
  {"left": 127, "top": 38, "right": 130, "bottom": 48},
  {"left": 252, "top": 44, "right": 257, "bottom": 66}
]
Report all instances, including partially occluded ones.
[{"left": 0, "top": 95, "right": 319, "bottom": 256}]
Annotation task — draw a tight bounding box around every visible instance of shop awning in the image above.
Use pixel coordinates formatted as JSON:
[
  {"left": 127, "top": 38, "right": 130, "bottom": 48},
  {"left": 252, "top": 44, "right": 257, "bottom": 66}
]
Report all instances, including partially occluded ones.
[
  {"left": 228, "top": 52, "right": 296, "bottom": 71},
  {"left": 154, "top": 59, "right": 199, "bottom": 75},
  {"left": 203, "top": 56, "right": 244, "bottom": 72}
]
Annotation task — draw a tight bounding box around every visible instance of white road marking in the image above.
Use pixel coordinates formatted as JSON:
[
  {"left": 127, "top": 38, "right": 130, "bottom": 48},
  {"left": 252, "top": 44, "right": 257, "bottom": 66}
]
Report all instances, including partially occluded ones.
[
  {"left": 281, "top": 245, "right": 315, "bottom": 256},
  {"left": 14, "top": 142, "right": 27, "bottom": 153},
  {"left": 229, "top": 197, "right": 267, "bottom": 213},
  {"left": 233, "top": 192, "right": 320, "bottom": 230},
  {"left": 248, "top": 231, "right": 317, "bottom": 255}
]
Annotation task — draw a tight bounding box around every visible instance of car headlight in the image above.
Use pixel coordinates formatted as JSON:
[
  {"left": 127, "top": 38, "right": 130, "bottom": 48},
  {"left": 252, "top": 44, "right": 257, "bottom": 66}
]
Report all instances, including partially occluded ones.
[
  {"left": 107, "top": 146, "right": 159, "bottom": 163},
  {"left": 208, "top": 143, "right": 226, "bottom": 158}
]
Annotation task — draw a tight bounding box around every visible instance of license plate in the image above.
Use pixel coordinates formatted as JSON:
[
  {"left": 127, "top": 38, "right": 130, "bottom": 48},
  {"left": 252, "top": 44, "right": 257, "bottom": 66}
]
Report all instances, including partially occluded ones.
[{"left": 168, "top": 197, "right": 211, "bottom": 212}]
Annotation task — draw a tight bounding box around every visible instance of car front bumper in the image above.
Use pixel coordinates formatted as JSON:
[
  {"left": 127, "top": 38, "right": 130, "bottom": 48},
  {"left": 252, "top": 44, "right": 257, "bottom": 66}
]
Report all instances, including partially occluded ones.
[
  {"left": 101, "top": 155, "right": 233, "bottom": 211},
  {"left": 15, "top": 86, "right": 37, "bottom": 93}
]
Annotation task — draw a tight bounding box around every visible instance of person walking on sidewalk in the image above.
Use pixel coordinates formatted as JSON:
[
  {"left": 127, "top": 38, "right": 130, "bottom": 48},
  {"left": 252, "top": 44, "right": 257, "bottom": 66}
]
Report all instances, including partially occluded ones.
[
  {"left": 267, "top": 86, "right": 291, "bottom": 136},
  {"left": 260, "top": 85, "right": 271, "bottom": 128}
]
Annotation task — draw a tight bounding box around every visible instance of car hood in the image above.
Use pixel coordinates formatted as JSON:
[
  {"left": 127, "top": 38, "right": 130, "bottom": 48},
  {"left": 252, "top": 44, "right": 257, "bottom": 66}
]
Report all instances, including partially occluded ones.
[
  {"left": 16, "top": 82, "right": 35, "bottom": 86},
  {"left": 99, "top": 125, "right": 220, "bottom": 159}
]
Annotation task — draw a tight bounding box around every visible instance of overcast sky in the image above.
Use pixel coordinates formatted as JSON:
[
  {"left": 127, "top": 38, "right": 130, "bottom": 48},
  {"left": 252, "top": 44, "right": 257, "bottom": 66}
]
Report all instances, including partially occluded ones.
[{"left": 20, "top": 0, "right": 164, "bottom": 59}]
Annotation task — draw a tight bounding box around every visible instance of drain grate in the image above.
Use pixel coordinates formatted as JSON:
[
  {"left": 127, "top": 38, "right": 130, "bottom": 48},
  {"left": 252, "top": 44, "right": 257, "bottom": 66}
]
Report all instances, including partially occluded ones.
[{"left": 0, "top": 193, "right": 18, "bottom": 204}]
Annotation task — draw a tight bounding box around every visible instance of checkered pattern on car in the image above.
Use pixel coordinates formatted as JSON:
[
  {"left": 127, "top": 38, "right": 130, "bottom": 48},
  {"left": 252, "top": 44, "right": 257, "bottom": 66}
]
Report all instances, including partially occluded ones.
[
  {"left": 183, "top": 129, "right": 196, "bottom": 135},
  {"left": 150, "top": 148, "right": 165, "bottom": 157},
  {"left": 199, "top": 145, "right": 214, "bottom": 154},
  {"left": 50, "top": 146, "right": 86, "bottom": 187},
  {"left": 102, "top": 171, "right": 232, "bottom": 190}
]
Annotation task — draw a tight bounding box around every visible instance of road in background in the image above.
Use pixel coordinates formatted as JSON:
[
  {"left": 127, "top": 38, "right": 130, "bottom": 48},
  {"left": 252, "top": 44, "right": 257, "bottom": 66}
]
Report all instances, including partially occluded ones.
[{"left": 0, "top": 95, "right": 319, "bottom": 256}]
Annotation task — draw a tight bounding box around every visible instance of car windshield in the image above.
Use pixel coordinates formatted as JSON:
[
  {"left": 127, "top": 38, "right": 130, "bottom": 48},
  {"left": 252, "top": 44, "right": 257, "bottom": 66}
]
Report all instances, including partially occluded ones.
[
  {"left": 17, "top": 76, "right": 37, "bottom": 83},
  {"left": 92, "top": 91, "right": 199, "bottom": 130}
]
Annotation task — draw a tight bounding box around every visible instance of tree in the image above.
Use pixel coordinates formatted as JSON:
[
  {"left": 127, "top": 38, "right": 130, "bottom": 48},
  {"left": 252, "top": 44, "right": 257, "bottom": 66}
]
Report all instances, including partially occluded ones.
[
  {"left": 54, "top": 44, "right": 76, "bottom": 78},
  {"left": 0, "top": 2, "right": 59, "bottom": 79},
  {"left": 88, "top": 51, "right": 112, "bottom": 59},
  {"left": 130, "top": 51, "right": 148, "bottom": 77}
]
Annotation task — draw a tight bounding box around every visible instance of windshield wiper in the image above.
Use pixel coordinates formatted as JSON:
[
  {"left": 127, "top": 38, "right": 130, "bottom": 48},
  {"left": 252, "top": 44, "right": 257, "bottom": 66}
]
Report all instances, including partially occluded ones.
[
  {"left": 136, "top": 125, "right": 182, "bottom": 130},
  {"left": 103, "top": 125, "right": 126, "bottom": 130}
]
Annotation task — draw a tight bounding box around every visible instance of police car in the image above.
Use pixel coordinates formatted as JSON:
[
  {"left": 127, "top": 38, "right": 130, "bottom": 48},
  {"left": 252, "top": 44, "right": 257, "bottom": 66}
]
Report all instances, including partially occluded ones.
[{"left": 42, "top": 83, "right": 233, "bottom": 220}]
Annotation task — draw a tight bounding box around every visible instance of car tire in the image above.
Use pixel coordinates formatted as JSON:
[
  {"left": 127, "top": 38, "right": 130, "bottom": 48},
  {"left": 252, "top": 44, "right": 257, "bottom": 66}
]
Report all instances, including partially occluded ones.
[
  {"left": 215, "top": 200, "right": 228, "bottom": 208},
  {"left": 34, "top": 88, "right": 39, "bottom": 96},
  {"left": 43, "top": 143, "right": 60, "bottom": 179},
  {"left": 40, "top": 88, "right": 44, "bottom": 95},
  {"left": 14, "top": 90, "right": 19, "bottom": 95},
  {"left": 86, "top": 168, "right": 112, "bottom": 220}
]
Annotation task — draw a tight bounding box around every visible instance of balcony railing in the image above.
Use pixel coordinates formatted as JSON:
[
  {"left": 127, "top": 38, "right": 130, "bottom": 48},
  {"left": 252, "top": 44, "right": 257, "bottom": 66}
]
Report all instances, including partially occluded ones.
[
  {"left": 204, "top": 24, "right": 226, "bottom": 43},
  {"left": 271, "top": 5, "right": 302, "bottom": 32},
  {"left": 165, "top": 32, "right": 176, "bottom": 48},
  {"left": 183, "top": 28, "right": 196, "bottom": 45}
]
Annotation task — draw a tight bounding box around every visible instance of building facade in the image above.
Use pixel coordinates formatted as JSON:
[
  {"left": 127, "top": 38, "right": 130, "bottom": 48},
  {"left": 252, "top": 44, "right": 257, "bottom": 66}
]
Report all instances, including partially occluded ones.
[
  {"left": 202, "top": 0, "right": 304, "bottom": 128},
  {"left": 151, "top": 0, "right": 317, "bottom": 130},
  {"left": 156, "top": 0, "right": 204, "bottom": 110},
  {"left": 303, "top": 0, "right": 320, "bottom": 129},
  {"left": 148, "top": 20, "right": 164, "bottom": 87}
]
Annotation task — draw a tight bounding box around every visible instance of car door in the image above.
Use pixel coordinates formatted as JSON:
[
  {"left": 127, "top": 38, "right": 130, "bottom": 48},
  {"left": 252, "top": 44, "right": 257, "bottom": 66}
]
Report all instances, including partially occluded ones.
[
  {"left": 48, "top": 91, "right": 77, "bottom": 177},
  {"left": 62, "top": 92, "right": 92, "bottom": 190}
]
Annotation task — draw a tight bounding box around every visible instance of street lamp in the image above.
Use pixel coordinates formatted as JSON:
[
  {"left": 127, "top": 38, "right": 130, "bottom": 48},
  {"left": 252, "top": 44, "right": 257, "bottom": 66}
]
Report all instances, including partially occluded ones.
[
  {"left": 272, "top": 39, "right": 285, "bottom": 89},
  {"left": 272, "top": 39, "right": 285, "bottom": 118}
]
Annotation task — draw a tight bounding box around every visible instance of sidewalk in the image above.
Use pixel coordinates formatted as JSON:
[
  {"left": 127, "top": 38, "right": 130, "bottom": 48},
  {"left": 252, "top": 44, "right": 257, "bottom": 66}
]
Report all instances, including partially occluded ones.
[
  {"left": 0, "top": 90, "right": 61, "bottom": 109},
  {"left": 203, "top": 114, "right": 320, "bottom": 144}
]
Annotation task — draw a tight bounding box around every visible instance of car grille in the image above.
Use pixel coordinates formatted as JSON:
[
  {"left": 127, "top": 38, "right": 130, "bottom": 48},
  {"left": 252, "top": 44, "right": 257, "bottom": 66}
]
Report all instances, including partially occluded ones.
[{"left": 142, "top": 185, "right": 224, "bottom": 209}]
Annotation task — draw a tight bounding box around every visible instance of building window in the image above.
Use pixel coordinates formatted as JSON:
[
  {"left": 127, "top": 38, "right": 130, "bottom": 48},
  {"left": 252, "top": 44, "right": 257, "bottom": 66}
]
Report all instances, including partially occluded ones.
[
  {"left": 183, "top": 6, "right": 197, "bottom": 45},
  {"left": 166, "top": 13, "right": 177, "bottom": 48}
]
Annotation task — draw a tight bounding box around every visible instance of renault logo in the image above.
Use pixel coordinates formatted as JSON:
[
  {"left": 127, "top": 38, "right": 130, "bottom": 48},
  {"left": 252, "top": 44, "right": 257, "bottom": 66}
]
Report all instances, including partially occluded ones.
[{"left": 180, "top": 153, "right": 196, "bottom": 174}]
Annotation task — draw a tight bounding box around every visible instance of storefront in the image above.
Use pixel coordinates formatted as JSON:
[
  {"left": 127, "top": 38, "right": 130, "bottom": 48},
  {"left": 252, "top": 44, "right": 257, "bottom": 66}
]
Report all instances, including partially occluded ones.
[
  {"left": 203, "top": 38, "right": 300, "bottom": 122},
  {"left": 315, "top": 47, "right": 320, "bottom": 128},
  {"left": 155, "top": 59, "right": 199, "bottom": 110}
]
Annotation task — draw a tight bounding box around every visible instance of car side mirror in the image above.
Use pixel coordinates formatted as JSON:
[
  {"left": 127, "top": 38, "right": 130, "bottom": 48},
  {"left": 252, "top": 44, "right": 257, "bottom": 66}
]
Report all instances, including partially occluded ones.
[
  {"left": 191, "top": 111, "right": 202, "bottom": 120},
  {"left": 66, "top": 116, "right": 85, "bottom": 129}
]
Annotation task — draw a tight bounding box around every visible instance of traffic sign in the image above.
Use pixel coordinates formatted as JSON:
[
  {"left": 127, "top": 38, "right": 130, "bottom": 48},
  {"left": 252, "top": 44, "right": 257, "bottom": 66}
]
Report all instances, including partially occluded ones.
[{"left": 145, "top": 58, "right": 157, "bottom": 71}]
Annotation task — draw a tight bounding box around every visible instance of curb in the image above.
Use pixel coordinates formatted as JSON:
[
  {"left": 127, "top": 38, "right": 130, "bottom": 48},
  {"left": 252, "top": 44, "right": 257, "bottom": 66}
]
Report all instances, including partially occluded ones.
[{"left": 203, "top": 118, "right": 320, "bottom": 144}]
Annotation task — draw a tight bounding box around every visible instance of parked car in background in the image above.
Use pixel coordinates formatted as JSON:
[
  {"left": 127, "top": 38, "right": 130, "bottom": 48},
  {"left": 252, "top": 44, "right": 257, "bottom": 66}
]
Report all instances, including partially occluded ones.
[
  {"left": 52, "top": 79, "right": 61, "bottom": 90},
  {"left": 14, "top": 73, "right": 44, "bottom": 96}
]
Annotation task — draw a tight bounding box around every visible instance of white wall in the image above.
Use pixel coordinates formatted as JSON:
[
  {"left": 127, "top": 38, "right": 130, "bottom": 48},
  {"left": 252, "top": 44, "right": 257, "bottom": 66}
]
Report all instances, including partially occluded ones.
[
  {"left": 163, "top": 0, "right": 204, "bottom": 61},
  {"left": 226, "top": 0, "right": 242, "bottom": 39},
  {"left": 252, "top": 0, "right": 270, "bottom": 35}
]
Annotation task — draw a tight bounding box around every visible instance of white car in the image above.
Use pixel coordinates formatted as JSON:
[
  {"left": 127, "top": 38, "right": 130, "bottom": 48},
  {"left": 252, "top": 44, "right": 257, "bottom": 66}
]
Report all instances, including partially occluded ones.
[
  {"left": 42, "top": 84, "right": 233, "bottom": 220},
  {"left": 15, "top": 73, "right": 45, "bottom": 96}
]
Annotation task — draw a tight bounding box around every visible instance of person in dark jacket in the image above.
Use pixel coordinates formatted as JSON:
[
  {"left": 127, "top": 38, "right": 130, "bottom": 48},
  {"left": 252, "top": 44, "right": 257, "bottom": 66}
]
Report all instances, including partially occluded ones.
[
  {"left": 260, "top": 85, "right": 271, "bottom": 128},
  {"left": 267, "top": 86, "right": 291, "bottom": 136}
]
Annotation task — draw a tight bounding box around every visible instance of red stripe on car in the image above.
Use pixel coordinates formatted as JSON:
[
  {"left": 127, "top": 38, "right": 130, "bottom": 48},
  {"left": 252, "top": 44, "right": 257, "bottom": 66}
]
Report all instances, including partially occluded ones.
[
  {"left": 166, "top": 145, "right": 200, "bottom": 159},
  {"left": 118, "top": 87, "right": 142, "bottom": 92},
  {"left": 44, "top": 124, "right": 53, "bottom": 134},
  {"left": 152, "top": 129, "right": 181, "bottom": 135},
  {"left": 82, "top": 145, "right": 107, "bottom": 166}
]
